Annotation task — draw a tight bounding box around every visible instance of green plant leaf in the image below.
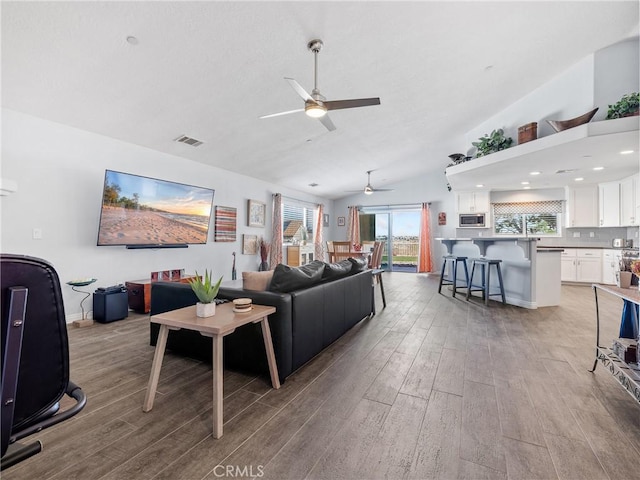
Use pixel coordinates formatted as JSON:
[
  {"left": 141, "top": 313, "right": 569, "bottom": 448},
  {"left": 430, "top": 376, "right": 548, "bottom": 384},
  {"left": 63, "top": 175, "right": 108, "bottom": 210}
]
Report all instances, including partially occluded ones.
[{"left": 189, "top": 269, "right": 223, "bottom": 303}]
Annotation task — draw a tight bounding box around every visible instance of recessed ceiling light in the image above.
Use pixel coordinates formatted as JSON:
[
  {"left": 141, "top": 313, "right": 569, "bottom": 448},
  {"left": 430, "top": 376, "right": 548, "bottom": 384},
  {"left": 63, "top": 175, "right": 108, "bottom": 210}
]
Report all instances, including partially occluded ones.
[
  {"left": 530, "top": 171, "right": 541, "bottom": 175},
  {"left": 575, "top": 177, "right": 584, "bottom": 181},
  {"left": 593, "top": 166, "right": 604, "bottom": 171},
  {"left": 523, "top": 186, "right": 531, "bottom": 190},
  {"left": 620, "top": 150, "right": 634, "bottom": 155},
  {"left": 476, "top": 184, "right": 484, "bottom": 188},
  {"left": 126, "top": 36, "right": 139, "bottom": 45},
  {"left": 308, "top": 183, "right": 318, "bottom": 187},
  {"left": 521, "top": 181, "right": 529, "bottom": 185}
]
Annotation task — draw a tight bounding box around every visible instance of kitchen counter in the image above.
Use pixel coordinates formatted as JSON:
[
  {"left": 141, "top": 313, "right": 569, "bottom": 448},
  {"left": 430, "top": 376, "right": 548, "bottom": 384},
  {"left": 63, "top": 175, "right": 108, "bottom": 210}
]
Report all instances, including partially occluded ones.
[
  {"left": 436, "top": 237, "right": 560, "bottom": 309},
  {"left": 538, "top": 245, "right": 637, "bottom": 250}
]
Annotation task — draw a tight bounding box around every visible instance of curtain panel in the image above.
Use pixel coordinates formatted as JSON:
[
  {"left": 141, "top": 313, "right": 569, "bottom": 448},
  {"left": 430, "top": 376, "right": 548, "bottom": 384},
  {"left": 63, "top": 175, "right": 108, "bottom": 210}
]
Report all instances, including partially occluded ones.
[
  {"left": 347, "top": 206, "right": 361, "bottom": 246},
  {"left": 269, "top": 193, "right": 283, "bottom": 268},
  {"left": 314, "top": 204, "right": 325, "bottom": 261},
  {"left": 418, "top": 202, "right": 433, "bottom": 273}
]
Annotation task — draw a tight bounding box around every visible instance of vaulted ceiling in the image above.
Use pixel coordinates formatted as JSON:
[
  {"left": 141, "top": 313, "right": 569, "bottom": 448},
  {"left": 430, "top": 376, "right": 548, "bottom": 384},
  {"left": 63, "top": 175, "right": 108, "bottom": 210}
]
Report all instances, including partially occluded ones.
[{"left": 2, "top": 1, "right": 638, "bottom": 199}]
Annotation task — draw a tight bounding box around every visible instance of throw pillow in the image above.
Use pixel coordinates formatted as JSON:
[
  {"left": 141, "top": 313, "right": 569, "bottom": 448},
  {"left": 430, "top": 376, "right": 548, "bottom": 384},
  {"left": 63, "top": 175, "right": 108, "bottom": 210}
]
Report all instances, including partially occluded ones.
[
  {"left": 348, "top": 257, "right": 368, "bottom": 272},
  {"left": 269, "top": 260, "right": 325, "bottom": 292},
  {"left": 242, "top": 270, "right": 274, "bottom": 291},
  {"left": 322, "top": 260, "right": 352, "bottom": 281}
]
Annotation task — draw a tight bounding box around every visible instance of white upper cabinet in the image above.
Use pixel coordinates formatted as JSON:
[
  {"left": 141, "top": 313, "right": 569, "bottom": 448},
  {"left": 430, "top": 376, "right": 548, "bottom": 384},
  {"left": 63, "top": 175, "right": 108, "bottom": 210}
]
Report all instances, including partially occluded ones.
[
  {"left": 598, "top": 181, "right": 621, "bottom": 227},
  {"left": 456, "top": 191, "right": 490, "bottom": 213},
  {"left": 620, "top": 174, "right": 638, "bottom": 226},
  {"left": 566, "top": 185, "right": 598, "bottom": 227}
]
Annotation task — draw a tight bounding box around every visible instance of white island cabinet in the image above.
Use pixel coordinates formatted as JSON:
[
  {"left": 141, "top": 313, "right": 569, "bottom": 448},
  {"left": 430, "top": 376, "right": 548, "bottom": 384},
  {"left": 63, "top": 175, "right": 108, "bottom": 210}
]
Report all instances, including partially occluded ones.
[{"left": 436, "top": 237, "right": 560, "bottom": 309}]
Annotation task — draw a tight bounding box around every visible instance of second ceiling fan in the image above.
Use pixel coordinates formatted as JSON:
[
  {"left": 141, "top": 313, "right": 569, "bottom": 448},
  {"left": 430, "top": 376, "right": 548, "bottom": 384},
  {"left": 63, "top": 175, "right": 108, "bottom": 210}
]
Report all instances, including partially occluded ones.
[
  {"left": 347, "top": 170, "right": 394, "bottom": 195},
  {"left": 260, "top": 39, "right": 381, "bottom": 131}
]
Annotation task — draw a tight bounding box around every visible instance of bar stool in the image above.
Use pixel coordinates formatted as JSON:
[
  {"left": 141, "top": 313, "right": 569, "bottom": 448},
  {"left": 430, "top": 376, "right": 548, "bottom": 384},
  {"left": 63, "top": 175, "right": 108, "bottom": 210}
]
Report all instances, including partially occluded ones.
[
  {"left": 466, "top": 258, "right": 506, "bottom": 306},
  {"left": 438, "top": 255, "right": 470, "bottom": 298}
]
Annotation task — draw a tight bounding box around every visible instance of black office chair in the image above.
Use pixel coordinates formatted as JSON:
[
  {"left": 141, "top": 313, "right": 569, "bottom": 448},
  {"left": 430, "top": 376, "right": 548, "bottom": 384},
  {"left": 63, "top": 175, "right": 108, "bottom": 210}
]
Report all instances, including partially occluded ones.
[{"left": 1, "top": 254, "right": 86, "bottom": 470}]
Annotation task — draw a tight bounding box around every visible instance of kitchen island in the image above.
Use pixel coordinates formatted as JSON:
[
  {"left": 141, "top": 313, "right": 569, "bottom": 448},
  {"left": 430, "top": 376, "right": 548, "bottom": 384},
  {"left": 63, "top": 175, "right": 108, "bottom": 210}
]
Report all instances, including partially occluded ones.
[{"left": 436, "top": 237, "right": 561, "bottom": 308}]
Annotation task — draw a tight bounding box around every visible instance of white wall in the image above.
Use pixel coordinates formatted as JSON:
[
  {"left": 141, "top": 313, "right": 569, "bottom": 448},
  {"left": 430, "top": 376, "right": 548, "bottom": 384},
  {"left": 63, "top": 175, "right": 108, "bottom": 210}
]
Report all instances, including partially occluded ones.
[
  {"left": 1, "top": 109, "right": 334, "bottom": 320},
  {"left": 465, "top": 37, "right": 639, "bottom": 154}
]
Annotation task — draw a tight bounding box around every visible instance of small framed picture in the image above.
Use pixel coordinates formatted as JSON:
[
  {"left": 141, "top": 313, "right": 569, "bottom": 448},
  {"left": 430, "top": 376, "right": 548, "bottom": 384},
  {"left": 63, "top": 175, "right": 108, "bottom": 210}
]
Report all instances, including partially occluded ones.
[
  {"left": 337, "top": 216, "right": 346, "bottom": 227},
  {"left": 242, "top": 234, "right": 258, "bottom": 255},
  {"left": 248, "top": 199, "right": 266, "bottom": 227},
  {"left": 438, "top": 212, "right": 446, "bottom": 226},
  {"left": 323, "top": 213, "right": 330, "bottom": 227}
]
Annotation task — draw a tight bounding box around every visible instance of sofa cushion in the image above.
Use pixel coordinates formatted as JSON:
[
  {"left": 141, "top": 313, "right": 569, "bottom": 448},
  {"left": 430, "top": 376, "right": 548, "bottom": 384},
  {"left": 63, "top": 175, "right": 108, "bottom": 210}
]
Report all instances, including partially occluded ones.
[
  {"left": 348, "top": 257, "right": 369, "bottom": 272},
  {"left": 269, "top": 260, "right": 325, "bottom": 293},
  {"left": 242, "top": 270, "right": 274, "bottom": 291},
  {"left": 322, "top": 260, "right": 352, "bottom": 281}
]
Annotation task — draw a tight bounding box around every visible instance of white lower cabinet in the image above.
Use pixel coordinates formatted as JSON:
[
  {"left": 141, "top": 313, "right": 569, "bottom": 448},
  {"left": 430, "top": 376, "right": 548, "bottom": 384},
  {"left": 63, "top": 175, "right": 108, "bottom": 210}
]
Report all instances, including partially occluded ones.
[
  {"left": 560, "top": 248, "right": 602, "bottom": 283},
  {"left": 602, "top": 249, "right": 623, "bottom": 285}
]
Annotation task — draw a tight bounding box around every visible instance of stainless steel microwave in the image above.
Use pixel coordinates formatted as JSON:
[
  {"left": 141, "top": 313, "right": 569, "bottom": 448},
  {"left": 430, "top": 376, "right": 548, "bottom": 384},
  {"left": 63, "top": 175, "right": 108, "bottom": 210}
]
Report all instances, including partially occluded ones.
[{"left": 459, "top": 213, "right": 486, "bottom": 228}]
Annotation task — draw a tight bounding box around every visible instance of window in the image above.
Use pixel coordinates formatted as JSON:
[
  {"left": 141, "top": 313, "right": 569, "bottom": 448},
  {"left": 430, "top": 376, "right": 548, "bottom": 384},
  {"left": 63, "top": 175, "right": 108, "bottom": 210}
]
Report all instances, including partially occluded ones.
[
  {"left": 282, "top": 202, "right": 314, "bottom": 244},
  {"left": 493, "top": 201, "right": 562, "bottom": 236}
]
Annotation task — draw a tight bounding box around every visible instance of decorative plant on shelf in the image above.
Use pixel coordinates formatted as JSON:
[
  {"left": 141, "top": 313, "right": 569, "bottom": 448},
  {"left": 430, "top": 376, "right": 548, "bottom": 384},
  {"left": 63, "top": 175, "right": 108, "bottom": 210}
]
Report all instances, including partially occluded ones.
[
  {"left": 189, "top": 270, "right": 223, "bottom": 317},
  {"left": 606, "top": 92, "right": 639, "bottom": 119},
  {"left": 471, "top": 128, "right": 513, "bottom": 157}
]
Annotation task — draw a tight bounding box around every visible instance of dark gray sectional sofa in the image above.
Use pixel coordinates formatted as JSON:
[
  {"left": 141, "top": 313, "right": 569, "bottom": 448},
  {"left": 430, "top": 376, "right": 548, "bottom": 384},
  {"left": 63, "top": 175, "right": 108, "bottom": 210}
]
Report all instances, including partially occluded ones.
[{"left": 149, "top": 260, "right": 373, "bottom": 382}]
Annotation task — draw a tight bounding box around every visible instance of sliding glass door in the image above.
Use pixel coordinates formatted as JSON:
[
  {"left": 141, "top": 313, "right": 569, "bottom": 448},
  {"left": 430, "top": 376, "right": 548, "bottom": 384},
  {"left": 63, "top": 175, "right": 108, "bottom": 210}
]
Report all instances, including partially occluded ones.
[{"left": 360, "top": 208, "right": 420, "bottom": 272}]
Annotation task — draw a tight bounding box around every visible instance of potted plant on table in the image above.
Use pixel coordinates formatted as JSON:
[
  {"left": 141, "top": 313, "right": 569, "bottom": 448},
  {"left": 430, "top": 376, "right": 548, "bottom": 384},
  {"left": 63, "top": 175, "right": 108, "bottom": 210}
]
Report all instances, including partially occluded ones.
[
  {"left": 188, "top": 270, "right": 223, "bottom": 317},
  {"left": 471, "top": 128, "right": 513, "bottom": 157},
  {"left": 606, "top": 92, "right": 639, "bottom": 119}
]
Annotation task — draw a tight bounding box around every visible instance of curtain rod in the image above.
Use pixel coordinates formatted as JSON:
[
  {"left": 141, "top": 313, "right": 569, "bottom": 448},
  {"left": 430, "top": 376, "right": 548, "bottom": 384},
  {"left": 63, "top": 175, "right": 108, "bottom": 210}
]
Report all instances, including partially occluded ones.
[
  {"left": 276, "top": 194, "right": 321, "bottom": 208},
  {"left": 357, "top": 202, "right": 430, "bottom": 209}
]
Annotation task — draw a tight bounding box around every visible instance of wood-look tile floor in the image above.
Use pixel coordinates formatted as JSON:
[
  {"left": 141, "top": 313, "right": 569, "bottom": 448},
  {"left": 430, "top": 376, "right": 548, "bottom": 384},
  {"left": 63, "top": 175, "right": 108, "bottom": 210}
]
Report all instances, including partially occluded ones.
[{"left": 5, "top": 274, "right": 640, "bottom": 480}]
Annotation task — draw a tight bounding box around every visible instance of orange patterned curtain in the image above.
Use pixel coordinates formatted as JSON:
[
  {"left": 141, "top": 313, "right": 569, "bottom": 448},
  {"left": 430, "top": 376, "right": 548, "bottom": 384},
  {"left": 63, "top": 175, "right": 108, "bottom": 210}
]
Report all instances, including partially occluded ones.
[
  {"left": 269, "top": 193, "right": 283, "bottom": 268},
  {"left": 347, "top": 206, "right": 361, "bottom": 246},
  {"left": 418, "top": 202, "right": 433, "bottom": 273},
  {"left": 314, "top": 204, "right": 325, "bottom": 261}
]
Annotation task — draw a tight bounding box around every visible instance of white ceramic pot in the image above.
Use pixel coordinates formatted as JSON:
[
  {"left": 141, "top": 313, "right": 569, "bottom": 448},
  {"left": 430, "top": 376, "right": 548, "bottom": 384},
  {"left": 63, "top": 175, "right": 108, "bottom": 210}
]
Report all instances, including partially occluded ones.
[{"left": 196, "top": 302, "right": 216, "bottom": 318}]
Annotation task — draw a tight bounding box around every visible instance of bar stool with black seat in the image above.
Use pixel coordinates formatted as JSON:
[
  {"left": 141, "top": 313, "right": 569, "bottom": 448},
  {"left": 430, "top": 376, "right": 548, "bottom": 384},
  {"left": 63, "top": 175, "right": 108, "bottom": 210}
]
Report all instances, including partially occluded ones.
[
  {"left": 438, "top": 255, "right": 470, "bottom": 298},
  {"left": 466, "top": 258, "right": 506, "bottom": 306}
]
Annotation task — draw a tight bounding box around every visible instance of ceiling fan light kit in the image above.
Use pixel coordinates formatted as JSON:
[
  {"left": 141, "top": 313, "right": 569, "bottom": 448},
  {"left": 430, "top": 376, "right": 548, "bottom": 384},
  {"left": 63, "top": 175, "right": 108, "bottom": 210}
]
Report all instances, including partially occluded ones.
[{"left": 260, "top": 39, "right": 380, "bottom": 131}]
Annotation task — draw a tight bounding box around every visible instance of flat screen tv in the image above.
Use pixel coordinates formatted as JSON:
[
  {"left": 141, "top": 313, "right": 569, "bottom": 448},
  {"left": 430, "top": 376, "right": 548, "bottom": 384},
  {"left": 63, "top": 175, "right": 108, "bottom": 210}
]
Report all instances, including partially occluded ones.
[{"left": 97, "top": 170, "right": 215, "bottom": 248}]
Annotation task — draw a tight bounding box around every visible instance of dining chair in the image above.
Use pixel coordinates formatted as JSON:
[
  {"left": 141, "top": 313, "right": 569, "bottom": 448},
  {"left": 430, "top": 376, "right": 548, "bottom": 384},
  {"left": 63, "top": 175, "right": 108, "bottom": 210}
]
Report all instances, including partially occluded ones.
[
  {"left": 369, "top": 241, "right": 387, "bottom": 313},
  {"left": 331, "top": 241, "right": 352, "bottom": 262}
]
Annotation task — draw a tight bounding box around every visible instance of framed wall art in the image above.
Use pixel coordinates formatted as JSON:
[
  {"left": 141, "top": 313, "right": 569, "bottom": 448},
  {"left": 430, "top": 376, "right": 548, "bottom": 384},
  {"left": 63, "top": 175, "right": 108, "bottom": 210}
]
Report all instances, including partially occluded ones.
[
  {"left": 214, "top": 206, "right": 237, "bottom": 242},
  {"left": 323, "top": 213, "right": 330, "bottom": 227},
  {"left": 337, "top": 216, "right": 346, "bottom": 227},
  {"left": 242, "top": 234, "right": 258, "bottom": 255},
  {"left": 248, "top": 199, "right": 266, "bottom": 227}
]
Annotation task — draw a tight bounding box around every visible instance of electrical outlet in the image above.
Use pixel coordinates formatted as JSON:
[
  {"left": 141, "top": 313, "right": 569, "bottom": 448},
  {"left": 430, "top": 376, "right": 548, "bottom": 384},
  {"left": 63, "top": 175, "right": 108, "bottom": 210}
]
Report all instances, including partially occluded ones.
[
  {"left": 573, "top": 232, "right": 581, "bottom": 238},
  {"left": 32, "top": 228, "right": 42, "bottom": 240},
  {"left": 589, "top": 232, "right": 595, "bottom": 238}
]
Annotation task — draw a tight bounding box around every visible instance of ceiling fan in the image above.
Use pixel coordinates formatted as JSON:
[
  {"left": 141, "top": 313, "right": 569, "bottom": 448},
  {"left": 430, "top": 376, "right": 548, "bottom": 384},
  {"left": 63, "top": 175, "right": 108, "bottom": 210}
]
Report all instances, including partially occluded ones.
[
  {"left": 259, "top": 39, "right": 381, "bottom": 131},
  {"left": 347, "top": 170, "right": 394, "bottom": 195}
]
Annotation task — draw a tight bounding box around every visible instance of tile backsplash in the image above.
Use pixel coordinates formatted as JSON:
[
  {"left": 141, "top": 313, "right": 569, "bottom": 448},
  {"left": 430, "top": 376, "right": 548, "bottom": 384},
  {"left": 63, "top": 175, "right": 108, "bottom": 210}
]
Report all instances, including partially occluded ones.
[{"left": 454, "top": 226, "right": 640, "bottom": 248}]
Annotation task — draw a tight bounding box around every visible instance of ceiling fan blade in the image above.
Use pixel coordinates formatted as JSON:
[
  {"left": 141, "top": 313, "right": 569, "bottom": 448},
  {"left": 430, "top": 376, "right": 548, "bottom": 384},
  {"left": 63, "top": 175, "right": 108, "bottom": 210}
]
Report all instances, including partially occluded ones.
[
  {"left": 318, "top": 114, "right": 336, "bottom": 132},
  {"left": 285, "top": 77, "right": 313, "bottom": 101},
  {"left": 325, "top": 98, "right": 381, "bottom": 111},
  {"left": 372, "top": 188, "right": 394, "bottom": 192},
  {"left": 259, "top": 108, "right": 305, "bottom": 119}
]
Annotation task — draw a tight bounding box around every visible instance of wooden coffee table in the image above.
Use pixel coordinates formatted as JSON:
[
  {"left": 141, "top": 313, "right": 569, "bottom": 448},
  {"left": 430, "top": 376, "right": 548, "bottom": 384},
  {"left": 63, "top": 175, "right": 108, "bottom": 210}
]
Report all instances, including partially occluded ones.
[{"left": 143, "top": 302, "right": 279, "bottom": 438}]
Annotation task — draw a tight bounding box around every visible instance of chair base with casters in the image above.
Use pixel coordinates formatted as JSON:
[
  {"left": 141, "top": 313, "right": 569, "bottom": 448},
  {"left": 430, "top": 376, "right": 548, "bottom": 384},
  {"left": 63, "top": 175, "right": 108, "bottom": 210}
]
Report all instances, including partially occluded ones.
[
  {"left": 438, "top": 255, "right": 470, "bottom": 298},
  {"left": 1, "top": 254, "right": 87, "bottom": 470},
  {"left": 466, "top": 258, "right": 506, "bottom": 306}
]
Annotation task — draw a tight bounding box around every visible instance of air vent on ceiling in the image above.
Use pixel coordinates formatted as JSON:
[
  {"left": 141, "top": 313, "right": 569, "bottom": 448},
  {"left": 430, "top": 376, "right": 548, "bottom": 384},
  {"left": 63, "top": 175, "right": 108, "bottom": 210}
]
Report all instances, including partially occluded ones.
[
  {"left": 174, "top": 135, "right": 203, "bottom": 147},
  {"left": 555, "top": 169, "right": 577, "bottom": 174}
]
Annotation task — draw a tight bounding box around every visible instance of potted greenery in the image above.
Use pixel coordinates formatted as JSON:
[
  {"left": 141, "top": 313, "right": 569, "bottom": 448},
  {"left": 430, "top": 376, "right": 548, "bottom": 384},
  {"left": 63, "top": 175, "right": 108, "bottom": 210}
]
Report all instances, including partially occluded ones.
[
  {"left": 606, "top": 92, "right": 639, "bottom": 119},
  {"left": 188, "top": 269, "right": 223, "bottom": 317},
  {"left": 471, "top": 128, "right": 513, "bottom": 157}
]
